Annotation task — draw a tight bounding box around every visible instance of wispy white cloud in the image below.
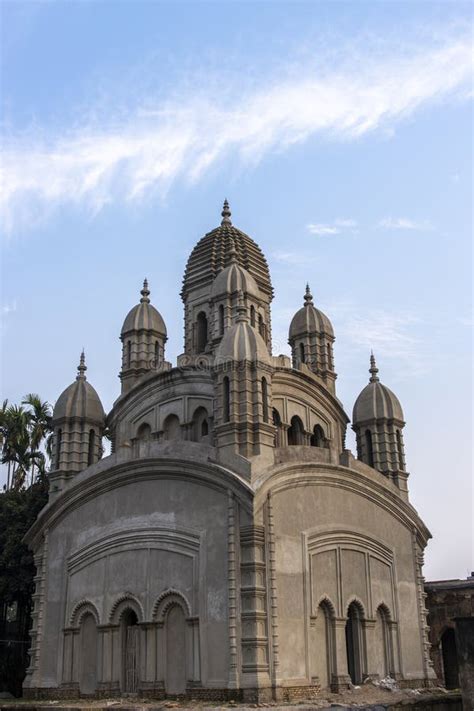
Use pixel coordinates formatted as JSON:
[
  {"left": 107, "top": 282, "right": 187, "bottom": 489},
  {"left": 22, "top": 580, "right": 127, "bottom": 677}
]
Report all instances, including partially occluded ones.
[
  {"left": 1, "top": 32, "right": 472, "bottom": 234},
  {"left": 307, "top": 218, "right": 358, "bottom": 235},
  {"left": 1, "top": 301, "right": 17, "bottom": 316},
  {"left": 377, "top": 217, "right": 433, "bottom": 230}
]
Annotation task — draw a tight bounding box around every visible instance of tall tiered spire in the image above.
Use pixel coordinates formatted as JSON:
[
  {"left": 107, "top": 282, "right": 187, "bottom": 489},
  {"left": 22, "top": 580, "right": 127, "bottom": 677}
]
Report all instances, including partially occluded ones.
[
  {"left": 76, "top": 350, "right": 87, "bottom": 380},
  {"left": 140, "top": 278, "right": 150, "bottom": 304},
  {"left": 369, "top": 352, "right": 380, "bottom": 382},
  {"left": 221, "top": 198, "right": 232, "bottom": 225}
]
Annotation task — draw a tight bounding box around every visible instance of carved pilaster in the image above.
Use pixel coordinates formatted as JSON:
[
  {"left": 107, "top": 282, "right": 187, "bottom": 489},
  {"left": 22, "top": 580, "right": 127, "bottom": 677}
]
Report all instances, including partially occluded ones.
[
  {"left": 240, "top": 525, "right": 270, "bottom": 687},
  {"left": 265, "top": 493, "right": 280, "bottom": 684},
  {"left": 228, "top": 491, "right": 239, "bottom": 688},
  {"left": 411, "top": 530, "right": 436, "bottom": 681}
]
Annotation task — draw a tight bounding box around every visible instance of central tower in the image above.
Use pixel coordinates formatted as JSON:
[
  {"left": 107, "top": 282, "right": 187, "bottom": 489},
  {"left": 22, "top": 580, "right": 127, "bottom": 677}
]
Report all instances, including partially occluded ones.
[{"left": 181, "top": 200, "right": 273, "bottom": 359}]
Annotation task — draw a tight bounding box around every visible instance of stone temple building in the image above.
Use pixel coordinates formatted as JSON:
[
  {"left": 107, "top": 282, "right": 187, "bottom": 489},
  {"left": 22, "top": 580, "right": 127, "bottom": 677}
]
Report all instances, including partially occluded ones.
[{"left": 24, "top": 201, "right": 436, "bottom": 700}]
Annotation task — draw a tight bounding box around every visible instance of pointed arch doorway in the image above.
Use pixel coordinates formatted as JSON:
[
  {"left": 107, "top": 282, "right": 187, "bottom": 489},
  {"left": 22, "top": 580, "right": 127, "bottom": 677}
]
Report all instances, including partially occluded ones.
[
  {"left": 121, "top": 609, "right": 139, "bottom": 693},
  {"left": 346, "top": 601, "right": 365, "bottom": 685}
]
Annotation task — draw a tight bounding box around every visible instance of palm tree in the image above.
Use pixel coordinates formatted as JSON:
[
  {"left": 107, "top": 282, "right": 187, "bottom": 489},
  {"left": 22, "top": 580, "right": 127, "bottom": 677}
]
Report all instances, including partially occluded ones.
[
  {"left": 22, "top": 394, "right": 53, "bottom": 486},
  {"left": 1, "top": 405, "right": 32, "bottom": 490}
]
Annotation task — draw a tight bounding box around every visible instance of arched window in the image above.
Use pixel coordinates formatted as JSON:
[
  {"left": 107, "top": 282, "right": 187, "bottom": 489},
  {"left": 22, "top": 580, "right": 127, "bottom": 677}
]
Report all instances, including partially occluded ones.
[
  {"left": 273, "top": 408, "right": 282, "bottom": 447},
  {"left": 163, "top": 415, "right": 181, "bottom": 441},
  {"left": 365, "top": 429, "right": 374, "bottom": 467},
  {"left": 218, "top": 304, "right": 225, "bottom": 336},
  {"left": 55, "top": 428, "right": 62, "bottom": 470},
  {"left": 223, "top": 377, "right": 230, "bottom": 422},
  {"left": 196, "top": 312, "right": 208, "bottom": 352},
  {"left": 155, "top": 340, "right": 160, "bottom": 367},
  {"left": 137, "top": 422, "right": 151, "bottom": 441},
  {"left": 346, "top": 601, "right": 365, "bottom": 685},
  {"left": 191, "top": 407, "right": 209, "bottom": 442},
  {"left": 127, "top": 340, "right": 132, "bottom": 368},
  {"left": 299, "top": 342, "right": 305, "bottom": 364},
  {"left": 261, "top": 377, "right": 269, "bottom": 423},
  {"left": 311, "top": 424, "right": 326, "bottom": 448},
  {"left": 250, "top": 305, "right": 256, "bottom": 327},
  {"left": 87, "top": 429, "right": 95, "bottom": 466},
  {"left": 288, "top": 416, "right": 304, "bottom": 445},
  {"left": 326, "top": 343, "right": 332, "bottom": 369},
  {"left": 258, "top": 314, "right": 265, "bottom": 338},
  {"left": 396, "top": 430, "right": 404, "bottom": 471},
  {"left": 120, "top": 609, "right": 139, "bottom": 692}
]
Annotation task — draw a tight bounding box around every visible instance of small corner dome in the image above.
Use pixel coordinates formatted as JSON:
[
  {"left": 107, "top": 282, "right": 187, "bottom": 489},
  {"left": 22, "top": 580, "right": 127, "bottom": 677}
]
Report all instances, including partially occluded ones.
[
  {"left": 53, "top": 353, "right": 105, "bottom": 426},
  {"left": 352, "top": 356, "right": 404, "bottom": 424},
  {"left": 289, "top": 286, "right": 334, "bottom": 340},
  {"left": 216, "top": 302, "right": 271, "bottom": 365},
  {"left": 121, "top": 280, "right": 167, "bottom": 337}
]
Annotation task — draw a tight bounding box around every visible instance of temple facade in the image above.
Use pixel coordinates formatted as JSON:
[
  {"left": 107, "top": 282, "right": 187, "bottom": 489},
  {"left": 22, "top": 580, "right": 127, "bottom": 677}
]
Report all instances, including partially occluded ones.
[{"left": 24, "top": 201, "right": 436, "bottom": 700}]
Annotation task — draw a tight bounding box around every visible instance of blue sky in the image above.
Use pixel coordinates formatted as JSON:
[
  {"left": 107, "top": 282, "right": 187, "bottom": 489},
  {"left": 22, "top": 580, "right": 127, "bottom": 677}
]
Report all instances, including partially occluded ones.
[{"left": 1, "top": 1, "right": 472, "bottom": 580}]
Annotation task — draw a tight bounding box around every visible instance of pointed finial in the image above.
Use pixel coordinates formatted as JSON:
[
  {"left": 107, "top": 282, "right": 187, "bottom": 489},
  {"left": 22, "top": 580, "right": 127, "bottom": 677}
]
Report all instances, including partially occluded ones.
[
  {"left": 140, "top": 278, "right": 150, "bottom": 304},
  {"left": 236, "top": 290, "right": 248, "bottom": 322},
  {"left": 221, "top": 198, "right": 232, "bottom": 225},
  {"left": 227, "top": 236, "right": 238, "bottom": 265},
  {"left": 77, "top": 350, "right": 87, "bottom": 380},
  {"left": 369, "top": 351, "right": 379, "bottom": 383},
  {"left": 304, "top": 283, "right": 313, "bottom": 306}
]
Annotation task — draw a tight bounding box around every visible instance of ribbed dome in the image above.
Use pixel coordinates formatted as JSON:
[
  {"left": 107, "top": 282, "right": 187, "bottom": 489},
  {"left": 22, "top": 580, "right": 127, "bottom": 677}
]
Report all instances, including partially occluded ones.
[
  {"left": 353, "top": 356, "right": 404, "bottom": 424},
  {"left": 121, "top": 280, "right": 167, "bottom": 337},
  {"left": 211, "top": 242, "right": 261, "bottom": 300},
  {"left": 216, "top": 302, "right": 271, "bottom": 364},
  {"left": 53, "top": 353, "right": 105, "bottom": 425},
  {"left": 182, "top": 200, "right": 273, "bottom": 300},
  {"left": 289, "top": 285, "right": 334, "bottom": 339}
]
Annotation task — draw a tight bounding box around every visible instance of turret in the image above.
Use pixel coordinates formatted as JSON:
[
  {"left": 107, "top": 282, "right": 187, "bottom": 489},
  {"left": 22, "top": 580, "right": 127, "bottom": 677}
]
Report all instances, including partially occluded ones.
[
  {"left": 51, "top": 352, "right": 105, "bottom": 475},
  {"left": 352, "top": 354, "right": 409, "bottom": 498},
  {"left": 289, "top": 284, "right": 336, "bottom": 393},
  {"left": 181, "top": 200, "right": 273, "bottom": 359},
  {"left": 213, "top": 293, "right": 274, "bottom": 460},
  {"left": 120, "top": 279, "right": 167, "bottom": 393}
]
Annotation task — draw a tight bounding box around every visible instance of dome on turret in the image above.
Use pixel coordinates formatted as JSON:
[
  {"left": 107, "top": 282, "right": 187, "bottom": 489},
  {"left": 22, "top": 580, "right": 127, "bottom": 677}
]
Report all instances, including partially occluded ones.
[
  {"left": 182, "top": 200, "right": 273, "bottom": 301},
  {"left": 289, "top": 285, "right": 334, "bottom": 339},
  {"left": 216, "top": 296, "right": 271, "bottom": 364},
  {"left": 210, "top": 238, "right": 261, "bottom": 300},
  {"left": 121, "top": 280, "right": 167, "bottom": 337},
  {"left": 53, "top": 352, "right": 105, "bottom": 425},
  {"left": 353, "top": 354, "right": 404, "bottom": 424}
]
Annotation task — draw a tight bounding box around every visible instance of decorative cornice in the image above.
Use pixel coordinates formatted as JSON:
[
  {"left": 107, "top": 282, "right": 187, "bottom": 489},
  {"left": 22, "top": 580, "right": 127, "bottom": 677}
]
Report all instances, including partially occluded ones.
[
  {"left": 254, "top": 463, "right": 431, "bottom": 546},
  {"left": 25, "top": 457, "right": 254, "bottom": 550}
]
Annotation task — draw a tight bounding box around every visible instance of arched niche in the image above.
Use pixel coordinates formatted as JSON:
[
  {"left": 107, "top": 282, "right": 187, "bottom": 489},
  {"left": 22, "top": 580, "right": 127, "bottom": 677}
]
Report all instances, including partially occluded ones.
[
  {"left": 272, "top": 408, "right": 282, "bottom": 447},
  {"left": 136, "top": 422, "right": 152, "bottom": 441},
  {"left": 310, "top": 424, "right": 327, "bottom": 448},
  {"left": 191, "top": 406, "right": 210, "bottom": 443},
  {"left": 79, "top": 612, "right": 98, "bottom": 695},
  {"left": 312, "top": 598, "right": 336, "bottom": 690},
  {"left": 196, "top": 311, "right": 208, "bottom": 353},
  {"left": 288, "top": 415, "right": 304, "bottom": 445},
  {"left": 163, "top": 414, "right": 181, "bottom": 441},
  {"left": 374, "top": 603, "right": 393, "bottom": 680}
]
